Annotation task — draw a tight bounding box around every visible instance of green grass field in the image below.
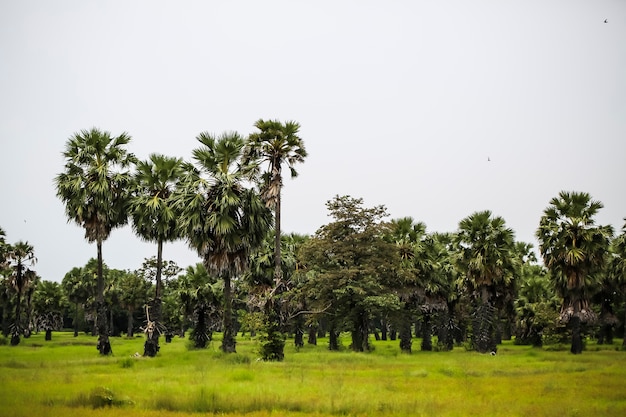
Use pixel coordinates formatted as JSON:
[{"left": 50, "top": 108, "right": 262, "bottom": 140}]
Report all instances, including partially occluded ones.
[{"left": 1, "top": 332, "right": 625, "bottom": 417}]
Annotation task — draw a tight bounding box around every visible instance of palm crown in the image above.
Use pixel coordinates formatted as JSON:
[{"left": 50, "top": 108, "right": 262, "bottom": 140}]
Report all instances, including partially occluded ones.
[{"left": 55, "top": 128, "right": 137, "bottom": 242}]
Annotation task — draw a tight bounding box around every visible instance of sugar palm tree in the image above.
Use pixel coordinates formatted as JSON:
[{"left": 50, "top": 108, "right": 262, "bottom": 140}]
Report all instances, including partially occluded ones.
[
  {"left": 455, "top": 210, "right": 518, "bottom": 353},
  {"left": 131, "top": 153, "right": 183, "bottom": 356},
  {"left": 175, "top": 131, "right": 272, "bottom": 353},
  {"left": 244, "top": 119, "right": 307, "bottom": 360},
  {"left": 244, "top": 119, "right": 307, "bottom": 289},
  {"left": 386, "top": 217, "right": 426, "bottom": 353},
  {"left": 32, "top": 280, "right": 66, "bottom": 341},
  {"left": 55, "top": 127, "right": 136, "bottom": 355},
  {"left": 6, "top": 241, "right": 37, "bottom": 345},
  {"left": 536, "top": 191, "right": 613, "bottom": 354}
]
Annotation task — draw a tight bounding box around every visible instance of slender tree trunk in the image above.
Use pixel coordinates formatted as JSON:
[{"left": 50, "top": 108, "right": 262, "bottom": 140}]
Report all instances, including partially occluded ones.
[
  {"left": 45, "top": 329, "right": 52, "bottom": 341},
  {"left": 11, "top": 293, "right": 22, "bottom": 346},
  {"left": 294, "top": 313, "right": 304, "bottom": 348},
  {"left": 221, "top": 271, "right": 236, "bottom": 353},
  {"left": 421, "top": 313, "right": 432, "bottom": 351},
  {"left": 274, "top": 178, "right": 282, "bottom": 290},
  {"left": 623, "top": 298, "right": 626, "bottom": 348},
  {"left": 96, "top": 240, "right": 112, "bottom": 355},
  {"left": 127, "top": 309, "right": 134, "bottom": 337},
  {"left": 381, "top": 317, "right": 388, "bottom": 341},
  {"left": 144, "top": 239, "right": 163, "bottom": 357},
  {"left": 24, "top": 288, "right": 33, "bottom": 338},
  {"left": 399, "top": 316, "right": 413, "bottom": 354},
  {"left": 307, "top": 325, "right": 317, "bottom": 345},
  {"left": 73, "top": 301, "right": 80, "bottom": 337},
  {"left": 328, "top": 322, "right": 339, "bottom": 351}
]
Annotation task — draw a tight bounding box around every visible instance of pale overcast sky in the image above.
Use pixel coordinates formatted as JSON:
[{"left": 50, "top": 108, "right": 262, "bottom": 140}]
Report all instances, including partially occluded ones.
[{"left": 1, "top": 0, "right": 625, "bottom": 282}]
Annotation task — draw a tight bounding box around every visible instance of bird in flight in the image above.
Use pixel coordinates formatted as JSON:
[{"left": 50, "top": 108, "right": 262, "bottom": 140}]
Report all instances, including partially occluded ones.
[
  {"left": 604, "top": 19, "right": 608, "bottom": 23},
  {"left": 487, "top": 156, "right": 491, "bottom": 162}
]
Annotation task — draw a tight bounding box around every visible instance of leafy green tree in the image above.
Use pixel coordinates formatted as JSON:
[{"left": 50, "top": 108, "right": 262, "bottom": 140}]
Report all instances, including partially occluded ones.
[
  {"left": 514, "top": 264, "right": 558, "bottom": 347},
  {"left": 117, "top": 270, "right": 151, "bottom": 338},
  {"left": 6, "top": 241, "right": 37, "bottom": 345},
  {"left": 175, "top": 132, "right": 272, "bottom": 353},
  {"left": 61, "top": 265, "right": 95, "bottom": 336},
  {"left": 301, "top": 196, "right": 403, "bottom": 352},
  {"left": 32, "top": 280, "right": 67, "bottom": 341},
  {"left": 244, "top": 119, "right": 307, "bottom": 360},
  {"left": 536, "top": 191, "right": 613, "bottom": 354},
  {"left": 131, "top": 154, "right": 183, "bottom": 355},
  {"left": 455, "top": 211, "right": 518, "bottom": 353},
  {"left": 55, "top": 127, "right": 136, "bottom": 355}
]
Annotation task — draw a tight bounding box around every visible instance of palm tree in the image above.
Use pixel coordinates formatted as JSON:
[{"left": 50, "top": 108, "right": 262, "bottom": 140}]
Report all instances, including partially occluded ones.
[
  {"left": 32, "top": 280, "right": 66, "bottom": 341},
  {"left": 55, "top": 127, "right": 137, "bottom": 355},
  {"left": 244, "top": 119, "right": 307, "bottom": 290},
  {"left": 175, "top": 131, "right": 272, "bottom": 353},
  {"left": 536, "top": 191, "right": 613, "bottom": 354},
  {"left": 244, "top": 119, "right": 307, "bottom": 360},
  {"left": 455, "top": 211, "right": 518, "bottom": 353},
  {"left": 386, "top": 217, "right": 426, "bottom": 353},
  {"left": 609, "top": 219, "right": 626, "bottom": 347},
  {"left": 131, "top": 153, "right": 183, "bottom": 356},
  {"left": 6, "top": 241, "right": 37, "bottom": 345}
]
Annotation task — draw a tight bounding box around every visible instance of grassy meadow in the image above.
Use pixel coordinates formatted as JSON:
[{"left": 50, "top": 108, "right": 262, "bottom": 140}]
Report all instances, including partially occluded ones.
[{"left": 1, "top": 332, "right": 625, "bottom": 417}]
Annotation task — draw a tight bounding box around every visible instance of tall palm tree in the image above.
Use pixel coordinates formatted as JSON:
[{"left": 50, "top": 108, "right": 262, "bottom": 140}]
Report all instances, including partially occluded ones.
[
  {"left": 244, "top": 119, "right": 307, "bottom": 360},
  {"left": 6, "top": 241, "right": 37, "bottom": 345},
  {"left": 175, "top": 131, "right": 272, "bottom": 353},
  {"left": 55, "top": 127, "right": 136, "bottom": 355},
  {"left": 131, "top": 153, "right": 183, "bottom": 356},
  {"left": 244, "top": 119, "right": 307, "bottom": 290},
  {"left": 455, "top": 210, "right": 518, "bottom": 353},
  {"left": 536, "top": 191, "right": 613, "bottom": 354}
]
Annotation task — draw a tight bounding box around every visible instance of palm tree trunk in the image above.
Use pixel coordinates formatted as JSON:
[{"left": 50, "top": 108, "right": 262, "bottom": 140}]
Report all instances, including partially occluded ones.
[
  {"left": 274, "top": 179, "right": 282, "bottom": 289},
  {"left": 399, "top": 316, "right": 413, "bottom": 353},
  {"left": 260, "top": 182, "right": 286, "bottom": 360},
  {"left": 96, "top": 239, "right": 112, "bottom": 355},
  {"left": 144, "top": 239, "right": 164, "bottom": 357},
  {"left": 421, "top": 312, "right": 433, "bottom": 351},
  {"left": 221, "top": 272, "right": 236, "bottom": 353},
  {"left": 570, "top": 315, "right": 583, "bottom": 354},
  {"left": 11, "top": 293, "right": 22, "bottom": 345}
]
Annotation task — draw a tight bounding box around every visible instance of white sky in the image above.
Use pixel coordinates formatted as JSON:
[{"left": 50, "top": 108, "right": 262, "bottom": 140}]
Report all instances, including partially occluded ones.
[{"left": 1, "top": 0, "right": 625, "bottom": 282}]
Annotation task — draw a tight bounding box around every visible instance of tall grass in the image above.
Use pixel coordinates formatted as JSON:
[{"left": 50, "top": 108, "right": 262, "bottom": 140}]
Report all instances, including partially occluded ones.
[{"left": 1, "top": 332, "right": 625, "bottom": 417}]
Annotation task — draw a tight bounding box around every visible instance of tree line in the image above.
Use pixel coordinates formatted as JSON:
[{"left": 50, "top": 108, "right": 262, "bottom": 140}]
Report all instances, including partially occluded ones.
[{"left": 1, "top": 122, "right": 625, "bottom": 358}]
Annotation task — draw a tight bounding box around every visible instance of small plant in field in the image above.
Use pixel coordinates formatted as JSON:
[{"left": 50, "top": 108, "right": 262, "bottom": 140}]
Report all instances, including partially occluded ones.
[
  {"left": 68, "top": 386, "right": 133, "bottom": 409},
  {"left": 119, "top": 357, "right": 134, "bottom": 368}
]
